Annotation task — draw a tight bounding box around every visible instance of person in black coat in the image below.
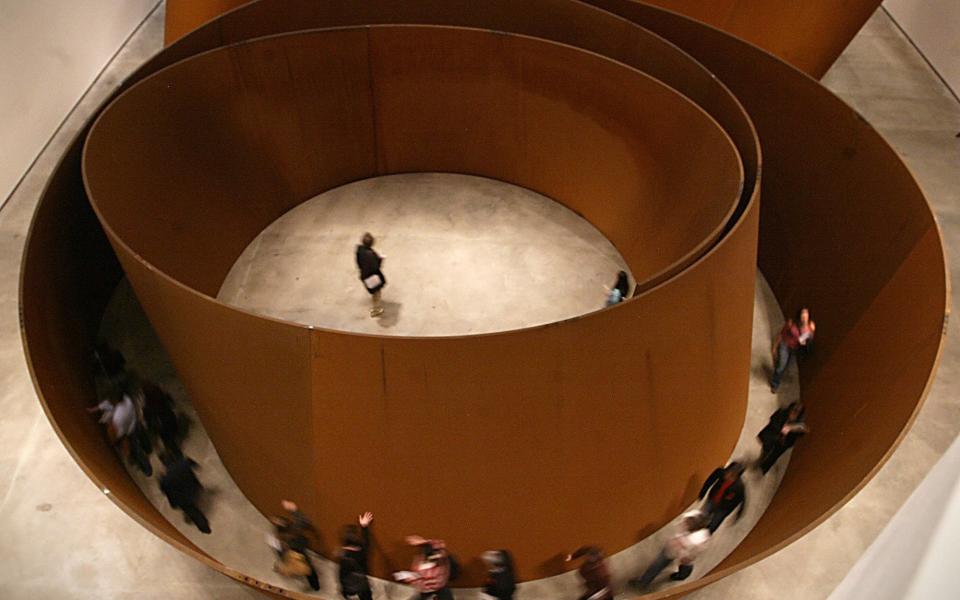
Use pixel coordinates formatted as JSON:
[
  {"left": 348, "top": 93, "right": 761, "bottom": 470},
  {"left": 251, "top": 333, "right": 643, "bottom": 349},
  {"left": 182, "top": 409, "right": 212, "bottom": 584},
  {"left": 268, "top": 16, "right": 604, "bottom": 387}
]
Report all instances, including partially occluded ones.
[
  {"left": 482, "top": 549, "right": 516, "bottom": 600},
  {"left": 356, "top": 232, "right": 386, "bottom": 317},
  {"left": 159, "top": 453, "right": 210, "bottom": 534},
  {"left": 697, "top": 462, "right": 746, "bottom": 533},
  {"left": 757, "top": 402, "right": 809, "bottom": 474},
  {"left": 339, "top": 512, "right": 374, "bottom": 600},
  {"left": 142, "top": 381, "right": 181, "bottom": 458}
]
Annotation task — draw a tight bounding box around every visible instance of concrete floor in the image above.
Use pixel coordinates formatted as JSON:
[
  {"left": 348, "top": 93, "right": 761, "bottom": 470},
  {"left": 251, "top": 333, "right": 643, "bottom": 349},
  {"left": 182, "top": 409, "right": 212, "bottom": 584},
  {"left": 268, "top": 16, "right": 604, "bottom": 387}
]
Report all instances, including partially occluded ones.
[
  {"left": 0, "top": 4, "right": 958, "bottom": 600},
  {"left": 219, "top": 174, "right": 630, "bottom": 336}
]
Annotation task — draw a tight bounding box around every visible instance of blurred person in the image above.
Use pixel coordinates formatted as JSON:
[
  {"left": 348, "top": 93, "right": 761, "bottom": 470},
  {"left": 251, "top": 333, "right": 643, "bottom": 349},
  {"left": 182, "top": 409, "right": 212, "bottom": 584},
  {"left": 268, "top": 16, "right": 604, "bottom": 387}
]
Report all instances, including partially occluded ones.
[
  {"left": 270, "top": 510, "right": 320, "bottom": 591},
  {"left": 565, "top": 546, "right": 613, "bottom": 600},
  {"left": 356, "top": 232, "right": 386, "bottom": 317},
  {"left": 629, "top": 511, "right": 711, "bottom": 590},
  {"left": 87, "top": 382, "right": 152, "bottom": 476},
  {"left": 481, "top": 549, "right": 516, "bottom": 600},
  {"left": 605, "top": 270, "right": 631, "bottom": 306},
  {"left": 142, "top": 381, "right": 181, "bottom": 458},
  {"left": 93, "top": 342, "right": 126, "bottom": 399},
  {"left": 339, "top": 511, "right": 374, "bottom": 600},
  {"left": 770, "top": 307, "right": 816, "bottom": 392},
  {"left": 394, "top": 535, "right": 456, "bottom": 600},
  {"left": 158, "top": 453, "right": 210, "bottom": 534},
  {"left": 697, "top": 462, "right": 746, "bottom": 533},
  {"left": 757, "top": 401, "right": 809, "bottom": 474}
]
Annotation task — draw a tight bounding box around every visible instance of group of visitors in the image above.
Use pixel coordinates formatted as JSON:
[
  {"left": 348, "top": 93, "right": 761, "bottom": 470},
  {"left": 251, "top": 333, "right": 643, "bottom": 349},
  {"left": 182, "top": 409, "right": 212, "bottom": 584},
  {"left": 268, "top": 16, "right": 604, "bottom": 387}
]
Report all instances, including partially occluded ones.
[
  {"left": 267, "top": 504, "right": 514, "bottom": 599},
  {"left": 94, "top": 249, "right": 817, "bottom": 596},
  {"left": 88, "top": 344, "right": 210, "bottom": 534},
  {"left": 628, "top": 308, "right": 814, "bottom": 590}
]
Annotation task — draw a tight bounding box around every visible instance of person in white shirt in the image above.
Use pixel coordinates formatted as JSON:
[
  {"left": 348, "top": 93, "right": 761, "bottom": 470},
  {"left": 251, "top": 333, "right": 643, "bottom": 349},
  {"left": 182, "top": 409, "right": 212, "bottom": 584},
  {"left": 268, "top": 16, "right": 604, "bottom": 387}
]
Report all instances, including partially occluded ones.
[
  {"left": 630, "top": 511, "right": 711, "bottom": 590},
  {"left": 88, "top": 388, "right": 152, "bottom": 475}
]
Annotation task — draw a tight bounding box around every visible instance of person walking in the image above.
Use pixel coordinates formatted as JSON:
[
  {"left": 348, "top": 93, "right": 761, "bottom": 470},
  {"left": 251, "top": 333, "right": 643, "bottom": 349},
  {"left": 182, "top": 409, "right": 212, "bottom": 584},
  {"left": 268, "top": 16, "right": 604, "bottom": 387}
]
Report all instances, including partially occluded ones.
[
  {"left": 394, "top": 535, "right": 455, "bottom": 600},
  {"left": 356, "top": 232, "right": 386, "bottom": 317},
  {"left": 88, "top": 384, "right": 152, "bottom": 476},
  {"left": 605, "top": 271, "right": 631, "bottom": 306},
  {"left": 339, "top": 511, "right": 374, "bottom": 600},
  {"left": 481, "top": 549, "right": 516, "bottom": 600},
  {"left": 158, "top": 453, "right": 210, "bottom": 533},
  {"left": 142, "top": 381, "right": 181, "bottom": 458},
  {"left": 770, "top": 307, "right": 816, "bottom": 392},
  {"left": 270, "top": 511, "right": 320, "bottom": 591},
  {"left": 565, "top": 546, "right": 613, "bottom": 600},
  {"left": 757, "top": 402, "right": 809, "bottom": 474},
  {"left": 697, "top": 462, "right": 747, "bottom": 533},
  {"left": 630, "top": 511, "right": 711, "bottom": 590}
]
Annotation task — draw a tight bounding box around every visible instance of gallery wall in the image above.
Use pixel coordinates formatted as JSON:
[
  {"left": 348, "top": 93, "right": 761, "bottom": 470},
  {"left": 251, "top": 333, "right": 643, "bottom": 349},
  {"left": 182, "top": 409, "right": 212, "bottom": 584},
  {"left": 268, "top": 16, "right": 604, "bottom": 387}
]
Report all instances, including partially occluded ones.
[
  {"left": 0, "top": 0, "right": 157, "bottom": 206},
  {"left": 885, "top": 0, "right": 960, "bottom": 98}
]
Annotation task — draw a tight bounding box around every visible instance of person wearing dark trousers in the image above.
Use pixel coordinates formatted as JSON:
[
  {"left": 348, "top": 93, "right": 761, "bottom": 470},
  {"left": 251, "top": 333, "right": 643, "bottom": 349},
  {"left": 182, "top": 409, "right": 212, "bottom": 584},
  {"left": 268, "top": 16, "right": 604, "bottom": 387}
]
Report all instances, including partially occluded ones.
[
  {"left": 481, "top": 549, "right": 516, "bottom": 600},
  {"left": 757, "top": 402, "right": 809, "bottom": 474},
  {"left": 339, "top": 511, "right": 374, "bottom": 600},
  {"left": 158, "top": 453, "right": 210, "bottom": 534},
  {"left": 271, "top": 511, "right": 320, "bottom": 591},
  {"left": 698, "top": 462, "right": 746, "bottom": 533},
  {"left": 770, "top": 308, "right": 816, "bottom": 392},
  {"left": 630, "top": 512, "right": 711, "bottom": 590},
  {"left": 142, "top": 381, "right": 181, "bottom": 458},
  {"left": 356, "top": 232, "right": 386, "bottom": 318},
  {"left": 565, "top": 546, "right": 613, "bottom": 600}
]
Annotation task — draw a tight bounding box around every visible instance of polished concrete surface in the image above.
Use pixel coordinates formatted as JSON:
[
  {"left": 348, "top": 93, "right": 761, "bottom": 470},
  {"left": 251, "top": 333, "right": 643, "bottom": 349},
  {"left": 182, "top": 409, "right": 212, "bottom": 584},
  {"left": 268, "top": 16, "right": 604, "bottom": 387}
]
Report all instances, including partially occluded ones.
[
  {"left": 0, "top": 3, "right": 958, "bottom": 599},
  {"left": 219, "top": 174, "right": 630, "bottom": 336}
]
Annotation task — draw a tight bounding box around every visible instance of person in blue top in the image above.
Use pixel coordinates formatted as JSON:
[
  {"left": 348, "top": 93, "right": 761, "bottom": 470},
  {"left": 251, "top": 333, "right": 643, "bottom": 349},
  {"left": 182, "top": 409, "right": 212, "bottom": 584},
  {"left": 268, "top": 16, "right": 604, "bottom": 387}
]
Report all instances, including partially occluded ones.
[{"left": 605, "top": 271, "right": 630, "bottom": 306}]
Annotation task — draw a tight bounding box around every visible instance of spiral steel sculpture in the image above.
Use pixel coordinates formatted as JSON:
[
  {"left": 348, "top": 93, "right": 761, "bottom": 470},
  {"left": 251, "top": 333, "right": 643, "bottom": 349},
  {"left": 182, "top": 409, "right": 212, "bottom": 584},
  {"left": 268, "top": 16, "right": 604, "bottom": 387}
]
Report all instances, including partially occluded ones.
[{"left": 21, "top": 1, "right": 946, "bottom": 597}]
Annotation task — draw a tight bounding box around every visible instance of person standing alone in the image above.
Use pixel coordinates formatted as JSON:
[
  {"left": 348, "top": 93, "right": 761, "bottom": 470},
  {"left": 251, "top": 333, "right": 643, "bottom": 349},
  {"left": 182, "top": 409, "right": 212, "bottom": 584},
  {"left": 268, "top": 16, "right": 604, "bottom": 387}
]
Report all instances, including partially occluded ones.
[{"left": 356, "top": 232, "right": 386, "bottom": 317}]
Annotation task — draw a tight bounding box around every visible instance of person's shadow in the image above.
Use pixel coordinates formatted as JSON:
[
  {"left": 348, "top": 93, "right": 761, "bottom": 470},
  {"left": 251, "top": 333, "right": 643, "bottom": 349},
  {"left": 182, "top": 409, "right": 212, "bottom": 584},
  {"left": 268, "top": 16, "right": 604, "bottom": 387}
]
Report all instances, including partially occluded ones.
[{"left": 376, "top": 301, "right": 403, "bottom": 329}]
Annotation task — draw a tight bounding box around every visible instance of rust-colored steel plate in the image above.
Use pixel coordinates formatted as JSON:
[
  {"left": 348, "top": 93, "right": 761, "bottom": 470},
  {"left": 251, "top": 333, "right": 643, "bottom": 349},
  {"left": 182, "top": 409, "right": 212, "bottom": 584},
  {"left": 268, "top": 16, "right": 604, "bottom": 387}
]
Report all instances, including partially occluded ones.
[
  {"left": 19, "top": 0, "right": 946, "bottom": 597},
  {"left": 586, "top": 1, "right": 947, "bottom": 596},
  {"left": 164, "top": 0, "right": 881, "bottom": 77},
  {"left": 81, "top": 25, "right": 749, "bottom": 584}
]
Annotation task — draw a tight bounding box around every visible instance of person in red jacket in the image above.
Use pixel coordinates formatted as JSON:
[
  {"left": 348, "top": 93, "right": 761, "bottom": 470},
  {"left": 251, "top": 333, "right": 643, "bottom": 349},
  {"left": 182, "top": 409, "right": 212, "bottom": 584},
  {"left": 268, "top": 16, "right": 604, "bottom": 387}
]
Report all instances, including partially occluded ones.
[
  {"left": 770, "top": 307, "right": 816, "bottom": 392},
  {"left": 698, "top": 462, "right": 747, "bottom": 533}
]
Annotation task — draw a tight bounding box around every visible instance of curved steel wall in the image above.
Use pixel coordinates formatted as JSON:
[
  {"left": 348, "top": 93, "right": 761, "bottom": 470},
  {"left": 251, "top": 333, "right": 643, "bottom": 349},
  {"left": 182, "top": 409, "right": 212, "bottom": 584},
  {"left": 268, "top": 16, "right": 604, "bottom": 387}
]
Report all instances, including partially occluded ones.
[
  {"left": 164, "top": 0, "right": 883, "bottom": 77},
  {"left": 81, "top": 25, "right": 750, "bottom": 584},
  {"left": 19, "top": 0, "right": 946, "bottom": 597}
]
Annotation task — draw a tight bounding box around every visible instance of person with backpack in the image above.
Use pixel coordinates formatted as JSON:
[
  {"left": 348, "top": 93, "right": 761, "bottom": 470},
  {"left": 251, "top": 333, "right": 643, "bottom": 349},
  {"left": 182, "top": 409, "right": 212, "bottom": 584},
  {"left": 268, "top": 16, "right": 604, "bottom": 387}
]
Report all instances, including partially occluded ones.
[
  {"left": 339, "top": 511, "right": 374, "bottom": 600},
  {"left": 270, "top": 500, "right": 320, "bottom": 591}
]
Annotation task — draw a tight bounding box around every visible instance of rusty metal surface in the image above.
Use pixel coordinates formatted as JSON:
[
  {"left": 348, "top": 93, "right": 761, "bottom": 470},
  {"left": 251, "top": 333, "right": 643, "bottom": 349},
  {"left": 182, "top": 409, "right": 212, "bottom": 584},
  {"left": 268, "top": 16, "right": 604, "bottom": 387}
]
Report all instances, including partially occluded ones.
[
  {"left": 18, "top": 0, "right": 946, "bottom": 596},
  {"left": 586, "top": 1, "right": 948, "bottom": 597},
  {"left": 81, "top": 25, "right": 750, "bottom": 584},
  {"left": 164, "top": 0, "right": 881, "bottom": 77}
]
